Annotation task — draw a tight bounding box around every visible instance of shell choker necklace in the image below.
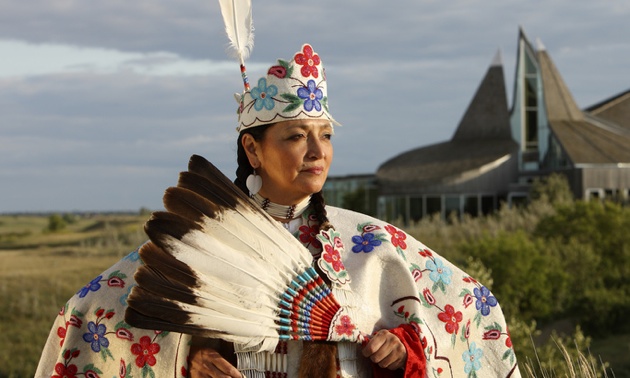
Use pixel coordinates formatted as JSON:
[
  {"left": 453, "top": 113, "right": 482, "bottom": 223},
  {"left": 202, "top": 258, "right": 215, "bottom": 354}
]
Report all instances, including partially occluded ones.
[{"left": 252, "top": 193, "right": 311, "bottom": 220}]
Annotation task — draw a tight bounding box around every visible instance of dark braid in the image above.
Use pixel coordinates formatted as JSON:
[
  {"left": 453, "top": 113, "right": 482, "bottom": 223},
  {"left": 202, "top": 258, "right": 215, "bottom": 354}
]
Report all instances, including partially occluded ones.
[
  {"left": 234, "top": 124, "right": 271, "bottom": 194},
  {"left": 310, "top": 191, "right": 333, "bottom": 232}
]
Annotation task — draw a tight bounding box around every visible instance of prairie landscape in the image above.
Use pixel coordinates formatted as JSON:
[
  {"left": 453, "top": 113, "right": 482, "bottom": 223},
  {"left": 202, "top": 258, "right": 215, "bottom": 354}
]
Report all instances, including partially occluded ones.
[{"left": 1, "top": 177, "right": 629, "bottom": 377}]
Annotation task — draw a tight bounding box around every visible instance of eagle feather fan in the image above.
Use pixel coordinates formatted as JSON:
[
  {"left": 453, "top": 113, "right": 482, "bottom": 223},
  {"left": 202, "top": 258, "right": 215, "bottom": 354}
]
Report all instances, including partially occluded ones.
[{"left": 125, "top": 155, "right": 365, "bottom": 353}]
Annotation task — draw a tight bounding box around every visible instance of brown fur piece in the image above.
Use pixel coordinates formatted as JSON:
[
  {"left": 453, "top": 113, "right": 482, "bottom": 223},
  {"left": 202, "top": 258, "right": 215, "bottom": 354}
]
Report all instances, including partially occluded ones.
[{"left": 298, "top": 341, "right": 338, "bottom": 378}]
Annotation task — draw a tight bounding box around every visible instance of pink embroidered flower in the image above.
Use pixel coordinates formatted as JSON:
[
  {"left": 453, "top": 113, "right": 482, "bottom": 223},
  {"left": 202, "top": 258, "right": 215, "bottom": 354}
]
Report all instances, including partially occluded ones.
[
  {"left": 385, "top": 225, "right": 407, "bottom": 249},
  {"left": 299, "top": 225, "right": 321, "bottom": 249},
  {"left": 53, "top": 362, "right": 78, "bottom": 378},
  {"left": 422, "top": 288, "right": 436, "bottom": 305},
  {"left": 294, "top": 45, "right": 320, "bottom": 78},
  {"left": 335, "top": 315, "right": 355, "bottom": 336},
  {"left": 333, "top": 236, "right": 343, "bottom": 249},
  {"left": 437, "top": 304, "right": 463, "bottom": 334},
  {"left": 131, "top": 335, "right": 160, "bottom": 367},
  {"left": 323, "top": 244, "right": 344, "bottom": 272}
]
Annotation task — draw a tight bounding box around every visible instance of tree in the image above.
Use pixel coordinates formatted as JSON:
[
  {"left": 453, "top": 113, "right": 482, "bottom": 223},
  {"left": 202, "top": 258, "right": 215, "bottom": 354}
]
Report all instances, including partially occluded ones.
[{"left": 46, "top": 213, "right": 67, "bottom": 232}]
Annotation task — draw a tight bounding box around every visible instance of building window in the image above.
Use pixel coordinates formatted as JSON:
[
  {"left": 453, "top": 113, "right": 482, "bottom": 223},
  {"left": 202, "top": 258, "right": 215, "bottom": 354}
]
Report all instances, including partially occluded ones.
[
  {"left": 586, "top": 188, "right": 603, "bottom": 201},
  {"left": 481, "top": 195, "right": 495, "bottom": 215},
  {"left": 445, "top": 196, "right": 461, "bottom": 219},
  {"left": 464, "top": 195, "right": 479, "bottom": 217},
  {"left": 410, "top": 197, "right": 423, "bottom": 223},
  {"left": 426, "top": 196, "right": 442, "bottom": 217},
  {"left": 523, "top": 52, "right": 539, "bottom": 153}
]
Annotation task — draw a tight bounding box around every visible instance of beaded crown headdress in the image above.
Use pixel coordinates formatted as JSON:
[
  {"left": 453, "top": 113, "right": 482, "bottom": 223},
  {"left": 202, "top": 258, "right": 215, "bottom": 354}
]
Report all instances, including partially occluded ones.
[
  {"left": 235, "top": 43, "right": 339, "bottom": 132},
  {"left": 217, "top": 0, "right": 338, "bottom": 132}
]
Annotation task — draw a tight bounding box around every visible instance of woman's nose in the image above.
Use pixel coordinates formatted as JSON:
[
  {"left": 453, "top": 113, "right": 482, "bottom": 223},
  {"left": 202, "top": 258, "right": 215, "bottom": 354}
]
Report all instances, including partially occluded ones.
[{"left": 307, "top": 137, "right": 325, "bottom": 159}]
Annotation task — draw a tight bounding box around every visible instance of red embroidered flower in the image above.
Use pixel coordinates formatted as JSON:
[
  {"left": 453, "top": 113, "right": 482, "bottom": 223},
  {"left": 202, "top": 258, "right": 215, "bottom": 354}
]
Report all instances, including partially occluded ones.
[
  {"left": 119, "top": 359, "right": 127, "bottom": 377},
  {"left": 268, "top": 65, "right": 287, "bottom": 78},
  {"left": 335, "top": 315, "right": 355, "bottom": 336},
  {"left": 411, "top": 268, "right": 422, "bottom": 281},
  {"left": 463, "top": 293, "right": 474, "bottom": 308},
  {"left": 57, "top": 326, "right": 67, "bottom": 346},
  {"left": 323, "top": 244, "right": 344, "bottom": 272},
  {"left": 464, "top": 320, "right": 471, "bottom": 339},
  {"left": 482, "top": 329, "right": 502, "bottom": 340},
  {"left": 362, "top": 224, "right": 380, "bottom": 233},
  {"left": 422, "top": 288, "right": 436, "bottom": 305},
  {"left": 384, "top": 225, "right": 407, "bottom": 249},
  {"left": 437, "top": 304, "right": 463, "bottom": 334},
  {"left": 85, "top": 370, "right": 101, "bottom": 378},
  {"left": 107, "top": 276, "right": 125, "bottom": 288},
  {"left": 116, "top": 328, "right": 134, "bottom": 341},
  {"left": 506, "top": 336, "right": 513, "bottom": 348},
  {"left": 131, "top": 335, "right": 160, "bottom": 367},
  {"left": 53, "top": 362, "right": 78, "bottom": 378},
  {"left": 419, "top": 248, "right": 432, "bottom": 257},
  {"left": 463, "top": 276, "right": 478, "bottom": 284},
  {"left": 299, "top": 225, "right": 321, "bottom": 249},
  {"left": 294, "top": 44, "right": 320, "bottom": 78}
]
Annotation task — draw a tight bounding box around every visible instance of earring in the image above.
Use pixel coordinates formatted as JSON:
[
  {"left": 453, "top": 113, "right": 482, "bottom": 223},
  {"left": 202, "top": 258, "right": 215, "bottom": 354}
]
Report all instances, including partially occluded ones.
[{"left": 246, "top": 170, "right": 263, "bottom": 196}]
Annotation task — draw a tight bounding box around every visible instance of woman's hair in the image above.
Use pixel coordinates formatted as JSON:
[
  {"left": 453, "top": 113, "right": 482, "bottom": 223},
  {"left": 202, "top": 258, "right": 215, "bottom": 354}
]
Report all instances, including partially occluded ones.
[{"left": 234, "top": 125, "right": 332, "bottom": 232}]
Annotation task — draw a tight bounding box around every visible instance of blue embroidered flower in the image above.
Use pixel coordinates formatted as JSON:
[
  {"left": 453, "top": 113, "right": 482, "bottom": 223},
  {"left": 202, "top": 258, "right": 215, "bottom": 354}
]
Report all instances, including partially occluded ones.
[
  {"left": 351, "top": 233, "right": 381, "bottom": 253},
  {"left": 251, "top": 78, "right": 277, "bottom": 111},
  {"left": 426, "top": 258, "right": 452, "bottom": 285},
  {"left": 474, "top": 286, "right": 498, "bottom": 316},
  {"left": 82, "top": 321, "right": 110, "bottom": 352},
  {"left": 297, "top": 79, "right": 323, "bottom": 112},
  {"left": 77, "top": 275, "right": 103, "bottom": 298},
  {"left": 124, "top": 248, "right": 141, "bottom": 262},
  {"left": 120, "top": 283, "right": 136, "bottom": 306},
  {"left": 462, "top": 342, "right": 483, "bottom": 374}
]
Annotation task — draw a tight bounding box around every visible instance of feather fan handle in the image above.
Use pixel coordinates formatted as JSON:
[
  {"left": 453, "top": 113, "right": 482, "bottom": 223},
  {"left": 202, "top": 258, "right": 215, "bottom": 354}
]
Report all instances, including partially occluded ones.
[{"left": 218, "top": 0, "right": 254, "bottom": 91}]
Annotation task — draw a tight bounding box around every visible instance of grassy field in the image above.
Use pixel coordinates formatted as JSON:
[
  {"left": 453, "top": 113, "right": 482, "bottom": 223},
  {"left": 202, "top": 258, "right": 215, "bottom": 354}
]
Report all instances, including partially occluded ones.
[
  {"left": 0, "top": 213, "right": 147, "bottom": 378},
  {"left": 1, "top": 212, "right": 628, "bottom": 377}
]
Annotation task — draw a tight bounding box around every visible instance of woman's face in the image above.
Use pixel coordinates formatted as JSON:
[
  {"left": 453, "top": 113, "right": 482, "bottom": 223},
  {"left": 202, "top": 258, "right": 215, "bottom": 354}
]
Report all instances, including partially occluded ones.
[{"left": 243, "top": 119, "right": 334, "bottom": 205}]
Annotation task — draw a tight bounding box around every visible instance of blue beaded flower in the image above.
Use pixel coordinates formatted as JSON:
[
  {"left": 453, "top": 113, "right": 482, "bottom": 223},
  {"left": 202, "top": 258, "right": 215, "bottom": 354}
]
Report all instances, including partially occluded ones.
[
  {"left": 297, "top": 79, "right": 323, "bottom": 112},
  {"left": 251, "top": 78, "right": 277, "bottom": 111}
]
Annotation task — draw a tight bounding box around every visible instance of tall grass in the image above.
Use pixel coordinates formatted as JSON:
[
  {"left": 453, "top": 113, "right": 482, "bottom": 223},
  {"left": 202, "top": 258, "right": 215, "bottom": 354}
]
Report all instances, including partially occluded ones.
[{"left": 0, "top": 213, "right": 148, "bottom": 378}]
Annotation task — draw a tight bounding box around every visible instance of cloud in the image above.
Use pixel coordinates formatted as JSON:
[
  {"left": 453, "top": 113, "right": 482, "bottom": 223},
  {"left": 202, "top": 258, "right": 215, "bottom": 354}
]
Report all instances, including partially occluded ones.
[{"left": 1, "top": 0, "right": 628, "bottom": 211}]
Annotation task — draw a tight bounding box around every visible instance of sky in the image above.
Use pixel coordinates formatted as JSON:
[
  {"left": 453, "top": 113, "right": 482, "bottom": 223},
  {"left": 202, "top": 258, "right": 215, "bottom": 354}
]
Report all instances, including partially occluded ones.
[{"left": 1, "top": 0, "right": 628, "bottom": 213}]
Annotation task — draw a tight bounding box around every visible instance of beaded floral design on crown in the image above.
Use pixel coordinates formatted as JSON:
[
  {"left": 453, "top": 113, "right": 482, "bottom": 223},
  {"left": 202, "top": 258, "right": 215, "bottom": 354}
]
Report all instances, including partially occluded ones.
[{"left": 236, "top": 44, "right": 339, "bottom": 132}]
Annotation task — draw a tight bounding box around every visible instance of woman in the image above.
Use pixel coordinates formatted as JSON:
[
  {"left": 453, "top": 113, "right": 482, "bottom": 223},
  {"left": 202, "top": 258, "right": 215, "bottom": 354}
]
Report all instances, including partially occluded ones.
[{"left": 36, "top": 44, "right": 520, "bottom": 378}]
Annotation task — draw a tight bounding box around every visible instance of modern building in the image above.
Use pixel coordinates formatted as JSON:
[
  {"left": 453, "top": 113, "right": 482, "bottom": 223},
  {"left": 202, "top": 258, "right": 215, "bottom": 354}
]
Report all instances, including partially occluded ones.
[{"left": 325, "top": 29, "right": 630, "bottom": 222}]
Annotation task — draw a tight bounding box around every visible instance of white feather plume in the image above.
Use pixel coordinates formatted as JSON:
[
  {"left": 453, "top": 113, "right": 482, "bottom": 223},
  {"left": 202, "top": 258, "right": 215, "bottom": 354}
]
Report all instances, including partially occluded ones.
[{"left": 218, "top": 0, "right": 254, "bottom": 65}]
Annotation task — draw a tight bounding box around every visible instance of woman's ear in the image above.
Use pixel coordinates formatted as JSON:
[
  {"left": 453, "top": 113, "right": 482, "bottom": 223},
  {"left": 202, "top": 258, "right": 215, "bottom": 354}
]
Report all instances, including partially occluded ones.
[{"left": 241, "top": 133, "right": 260, "bottom": 169}]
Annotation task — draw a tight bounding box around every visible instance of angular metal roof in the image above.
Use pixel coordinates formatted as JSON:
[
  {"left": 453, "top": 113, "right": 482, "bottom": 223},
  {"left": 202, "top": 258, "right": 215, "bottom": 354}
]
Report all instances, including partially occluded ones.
[
  {"left": 378, "top": 52, "right": 515, "bottom": 185},
  {"left": 537, "top": 48, "right": 630, "bottom": 165}
]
